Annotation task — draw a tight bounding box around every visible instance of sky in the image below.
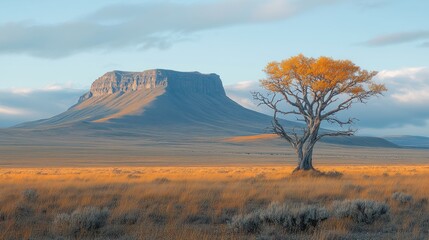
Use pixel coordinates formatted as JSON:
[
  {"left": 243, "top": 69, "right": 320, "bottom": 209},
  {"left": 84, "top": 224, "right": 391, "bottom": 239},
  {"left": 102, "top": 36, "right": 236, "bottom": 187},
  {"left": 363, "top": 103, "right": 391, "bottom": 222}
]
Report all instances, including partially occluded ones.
[{"left": 0, "top": 0, "right": 428, "bottom": 136}]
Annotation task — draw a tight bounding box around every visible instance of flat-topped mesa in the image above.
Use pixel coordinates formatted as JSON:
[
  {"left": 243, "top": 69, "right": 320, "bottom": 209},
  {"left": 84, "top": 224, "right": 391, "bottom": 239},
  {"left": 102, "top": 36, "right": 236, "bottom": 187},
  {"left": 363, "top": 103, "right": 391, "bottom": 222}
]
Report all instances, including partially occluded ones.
[{"left": 79, "top": 69, "right": 226, "bottom": 103}]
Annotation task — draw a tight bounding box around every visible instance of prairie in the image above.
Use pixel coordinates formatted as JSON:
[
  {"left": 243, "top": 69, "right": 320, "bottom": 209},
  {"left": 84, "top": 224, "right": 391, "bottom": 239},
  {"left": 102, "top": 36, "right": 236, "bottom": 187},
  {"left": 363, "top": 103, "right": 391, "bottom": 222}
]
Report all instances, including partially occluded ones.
[{"left": 0, "top": 165, "right": 428, "bottom": 239}]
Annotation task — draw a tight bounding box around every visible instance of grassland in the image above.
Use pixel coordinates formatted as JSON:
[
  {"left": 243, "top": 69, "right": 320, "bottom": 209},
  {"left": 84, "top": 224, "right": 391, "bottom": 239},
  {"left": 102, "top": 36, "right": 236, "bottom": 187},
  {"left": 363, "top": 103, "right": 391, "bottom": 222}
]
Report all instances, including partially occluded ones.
[{"left": 0, "top": 165, "right": 428, "bottom": 239}]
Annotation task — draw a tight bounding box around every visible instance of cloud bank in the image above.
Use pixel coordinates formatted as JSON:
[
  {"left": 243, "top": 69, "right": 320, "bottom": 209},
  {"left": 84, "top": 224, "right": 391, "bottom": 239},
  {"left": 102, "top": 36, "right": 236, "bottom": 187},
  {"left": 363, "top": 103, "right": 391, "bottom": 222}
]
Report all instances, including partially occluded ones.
[
  {"left": 0, "top": 0, "right": 340, "bottom": 58},
  {"left": 364, "top": 30, "right": 429, "bottom": 47},
  {"left": 0, "top": 87, "right": 84, "bottom": 127}
]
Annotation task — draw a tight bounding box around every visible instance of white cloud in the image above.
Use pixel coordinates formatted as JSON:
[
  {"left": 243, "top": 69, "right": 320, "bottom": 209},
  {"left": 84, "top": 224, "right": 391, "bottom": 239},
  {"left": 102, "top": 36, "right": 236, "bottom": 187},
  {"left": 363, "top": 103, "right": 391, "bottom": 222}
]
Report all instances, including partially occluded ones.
[
  {"left": 0, "top": 0, "right": 340, "bottom": 58},
  {"left": 377, "top": 67, "right": 428, "bottom": 81},
  {"left": 376, "top": 67, "right": 429, "bottom": 104},
  {"left": 253, "top": 0, "right": 296, "bottom": 20},
  {"left": 391, "top": 89, "right": 429, "bottom": 103},
  {"left": 44, "top": 83, "right": 74, "bottom": 91},
  {"left": 10, "top": 88, "right": 33, "bottom": 95},
  {"left": 364, "top": 30, "right": 429, "bottom": 47},
  {"left": 228, "top": 94, "right": 258, "bottom": 110},
  {"left": 0, "top": 87, "right": 85, "bottom": 127},
  {"left": 225, "top": 81, "right": 258, "bottom": 91},
  {"left": 0, "top": 105, "right": 29, "bottom": 116},
  {"left": 7, "top": 83, "right": 76, "bottom": 95},
  {"left": 225, "top": 81, "right": 265, "bottom": 111}
]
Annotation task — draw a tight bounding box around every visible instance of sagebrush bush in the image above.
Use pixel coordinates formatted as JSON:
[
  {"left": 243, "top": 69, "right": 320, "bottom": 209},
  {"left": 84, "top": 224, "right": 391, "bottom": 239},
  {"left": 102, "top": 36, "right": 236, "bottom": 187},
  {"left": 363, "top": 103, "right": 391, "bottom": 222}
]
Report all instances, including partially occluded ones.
[
  {"left": 0, "top": 211, "right": 6, "bottom": 221},
  {"left": 114, "top": 211, "right": 140, "bottom": 225},
  {"left": 23, "top": 189, "right": 38, "bottom": 202},
  {"left": 148, "top": 212, "right": 167, "bottom": 224},
  {"left": 231, "top": 202, "right": 329, "bottom": 233},
  {"left": 53, "top": 206, "right": 110, "bottom": 236},
  {"left": 14, "top": 204, "right": 34, "bottom": 222},
  {"left": 184, "top": 214, "right": 212, "bottom": 224},
  {"left": 100, "top": 225, "right": 126, "bottom": 239},
  {"left": 231, "top": 212, "right": 262, "bottom": 233},
  {"left": 392, "top": 192, "right": 413, "bottom": 204},
  {"left": 216, "top": 207, "right": 238, "bottom": 224},
  {"left": 332, "top": 199, "right": 389, "bottom": 224}
]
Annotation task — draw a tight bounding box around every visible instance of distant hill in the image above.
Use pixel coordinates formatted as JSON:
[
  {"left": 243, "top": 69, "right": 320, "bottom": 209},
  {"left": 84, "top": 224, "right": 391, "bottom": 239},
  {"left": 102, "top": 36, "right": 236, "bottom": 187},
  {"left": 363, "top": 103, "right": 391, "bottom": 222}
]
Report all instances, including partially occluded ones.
[
  {"left": 17, "top": 70, "right": 282, "bottom": 135},
  {"left": 13, "top": 69, "right": 395, "bottom": 148},
  {"left": 384, "top": 135, "right": 429, "bottom": 148}
]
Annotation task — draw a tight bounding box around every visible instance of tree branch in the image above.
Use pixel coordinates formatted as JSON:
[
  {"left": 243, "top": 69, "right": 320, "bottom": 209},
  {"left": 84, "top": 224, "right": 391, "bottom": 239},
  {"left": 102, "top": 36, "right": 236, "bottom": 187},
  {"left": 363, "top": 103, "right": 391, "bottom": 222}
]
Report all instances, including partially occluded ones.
[{"left": 316, "top": 129, "right": 356, "bottom": 141}]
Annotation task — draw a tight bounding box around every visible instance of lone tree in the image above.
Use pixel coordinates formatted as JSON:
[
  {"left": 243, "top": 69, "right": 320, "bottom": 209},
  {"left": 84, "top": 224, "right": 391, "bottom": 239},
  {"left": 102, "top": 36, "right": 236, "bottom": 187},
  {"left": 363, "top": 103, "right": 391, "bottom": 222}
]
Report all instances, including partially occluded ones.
[{"left": 253, "top": 54, "right": 386, "bottom": 172}]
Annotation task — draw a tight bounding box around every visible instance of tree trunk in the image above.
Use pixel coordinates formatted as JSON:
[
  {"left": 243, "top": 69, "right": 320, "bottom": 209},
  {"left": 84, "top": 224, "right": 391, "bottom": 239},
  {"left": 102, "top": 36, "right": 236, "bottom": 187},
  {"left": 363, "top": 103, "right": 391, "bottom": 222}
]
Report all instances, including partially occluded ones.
[
  {"left": 293, "top": 140, "right": 316, "bottom": 172},
  {"left": 294, "top": 149, "right": 314, "bottom": 171},
  {"left": 291, "top": 122, "right": 320, "bottom": 172}
]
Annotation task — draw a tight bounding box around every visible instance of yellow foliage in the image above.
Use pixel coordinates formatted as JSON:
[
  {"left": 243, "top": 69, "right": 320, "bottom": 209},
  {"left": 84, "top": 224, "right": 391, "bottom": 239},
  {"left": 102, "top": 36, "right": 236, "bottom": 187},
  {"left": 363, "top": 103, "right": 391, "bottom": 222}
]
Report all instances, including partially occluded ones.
[
  {"left": 348, "top": 86, "right": 365, "bottom": 95},
  {"left": 370, "top": 83, "right": 388, "bottom": 93},
  {"left": 262, "top": 54, "right": 385, "bottom": 96}
]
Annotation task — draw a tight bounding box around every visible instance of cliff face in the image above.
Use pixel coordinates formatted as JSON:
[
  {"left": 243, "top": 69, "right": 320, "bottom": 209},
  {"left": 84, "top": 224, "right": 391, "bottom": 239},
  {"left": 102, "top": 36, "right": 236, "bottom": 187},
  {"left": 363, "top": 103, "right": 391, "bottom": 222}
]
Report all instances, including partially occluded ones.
[{"left": 79, "top": 69, "right": 225, "bottom": 103}]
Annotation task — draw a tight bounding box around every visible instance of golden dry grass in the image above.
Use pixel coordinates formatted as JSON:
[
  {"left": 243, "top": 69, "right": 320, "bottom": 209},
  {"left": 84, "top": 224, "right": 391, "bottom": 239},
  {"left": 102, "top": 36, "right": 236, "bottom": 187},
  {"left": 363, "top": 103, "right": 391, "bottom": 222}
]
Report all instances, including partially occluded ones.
[{"left": 0, "top": 165, "right": 428, "bottom": 239}]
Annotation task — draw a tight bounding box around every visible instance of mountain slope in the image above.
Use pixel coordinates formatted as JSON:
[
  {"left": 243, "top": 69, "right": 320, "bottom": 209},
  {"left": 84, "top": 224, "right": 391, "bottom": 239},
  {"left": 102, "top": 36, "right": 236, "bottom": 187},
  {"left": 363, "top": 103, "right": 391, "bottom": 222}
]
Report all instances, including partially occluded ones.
[
  {"left": 17, "top": 70, "right": 285, "bottom": 135},
  {"left": 384, "top": 135, "right": 429, "bottom": 148}
]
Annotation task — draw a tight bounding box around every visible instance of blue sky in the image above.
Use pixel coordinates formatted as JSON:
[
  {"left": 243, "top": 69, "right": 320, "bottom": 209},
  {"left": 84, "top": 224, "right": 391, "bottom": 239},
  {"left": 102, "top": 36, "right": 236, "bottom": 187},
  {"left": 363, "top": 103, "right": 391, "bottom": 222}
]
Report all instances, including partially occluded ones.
[{"left": 0, "top": 0, "right": 429, "bottom": 136}]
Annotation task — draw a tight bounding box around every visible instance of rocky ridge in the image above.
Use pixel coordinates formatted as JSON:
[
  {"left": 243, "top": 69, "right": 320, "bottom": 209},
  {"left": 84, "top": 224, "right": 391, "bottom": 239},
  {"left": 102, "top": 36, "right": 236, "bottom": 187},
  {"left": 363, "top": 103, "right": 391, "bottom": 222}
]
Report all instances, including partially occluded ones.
[{"left": 79, "top": 69, "right": 225, "bottom": 103}]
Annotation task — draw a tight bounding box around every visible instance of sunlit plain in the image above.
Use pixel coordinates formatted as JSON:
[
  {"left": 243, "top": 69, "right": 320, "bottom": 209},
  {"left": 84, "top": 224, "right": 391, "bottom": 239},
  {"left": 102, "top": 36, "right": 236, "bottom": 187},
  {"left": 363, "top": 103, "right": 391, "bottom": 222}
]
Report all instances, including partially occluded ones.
[{"left": 1, "top": 165, "right": 428, "bottom": 239}]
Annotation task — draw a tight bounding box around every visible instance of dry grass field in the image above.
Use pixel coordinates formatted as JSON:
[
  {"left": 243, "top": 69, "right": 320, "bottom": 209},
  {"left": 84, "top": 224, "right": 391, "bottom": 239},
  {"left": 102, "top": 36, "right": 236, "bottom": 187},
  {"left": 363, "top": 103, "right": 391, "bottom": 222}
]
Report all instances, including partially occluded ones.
[{"left": 0, "top": 165, "right": 428, "bottom": 239}]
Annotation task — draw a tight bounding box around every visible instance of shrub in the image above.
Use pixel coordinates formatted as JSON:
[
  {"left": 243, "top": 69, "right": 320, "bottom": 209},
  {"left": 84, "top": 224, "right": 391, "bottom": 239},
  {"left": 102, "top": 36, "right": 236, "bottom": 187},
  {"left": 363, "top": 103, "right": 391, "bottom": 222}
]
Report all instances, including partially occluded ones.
[
  {"left": 54, "top": 213, "right": 73, "bottom": 234},
  {"left": 296, "top": 205, "right": 330, "bottom": 229},
  {"left": 258, "top": 202, "right": 292, "bottom": 225},
  {"left": 261, "top": 202, "right": 330, "bottom": 231},
  {"left": 115, "top": 211, "right": 140, "bottom": 225},
  {"left": 53, "top": 206, "right": 110, "bottom": 236},
  {"left": 416, "top": 198, "right": 428, "bottom": 209},
  {"left": 216, "top": 207, "right": 239, "bottom": 224},
  {"left": 14, "top": 204, "right": 34, "bottom": 221},
  {"left": 392, "top": 192, "right": 413, "bottom": 204},
  {"left": 148, "top": 212, "right": 167, "bottom": 224},
  {"left": 332, "top": 199, "right": 389, "bottom": 224},
  {"left": 231, "top": 202, "right": 329, "bottom": 233},
  {"left": 101, "top": 225, "right": 126, "bottom": 239},
  {"left": 184, "top": 214, "right": 212, "bottom": 224},
  {"left": 23, "top": 189, "right": 38, "bottom": 202},
  {"left": 244, "top": 198, "right": 269, "bottom": 212},
  {"left": 316, "top": 231, "right": 349, "bottom": 240},
  {"left": 231, "top": 212, "right": 262, "bottom": 233},
  {"left": 255, "top": 226, "right": 283, "bottom": 240}
]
